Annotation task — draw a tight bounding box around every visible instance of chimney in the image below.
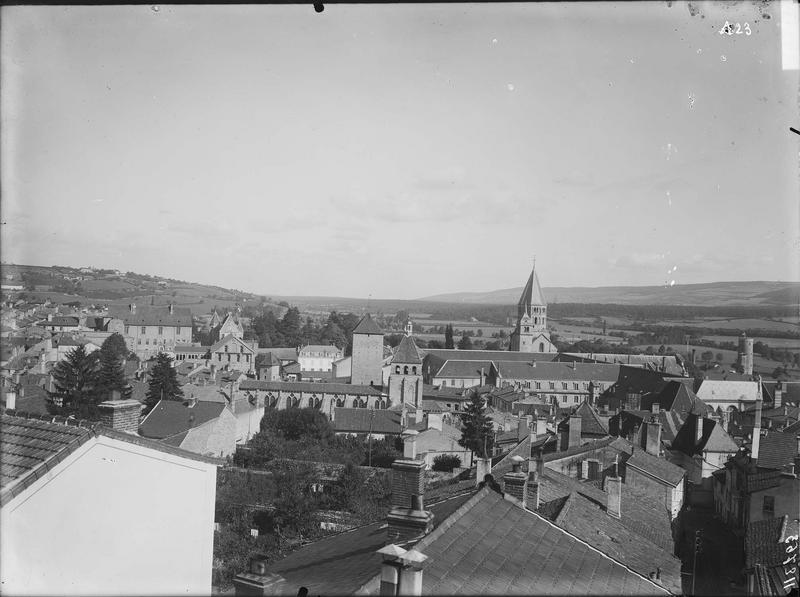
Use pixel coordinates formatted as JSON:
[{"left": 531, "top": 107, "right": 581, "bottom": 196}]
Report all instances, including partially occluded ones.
[
  {"left": 588, "top": 381, "right": 596, "bottom": 405},
  {"left": 377, "top": 544, "right": 406, "bottom": 597},
  {"left": 606, "top": 474, "right": 622, "bottom": 519},
  {"left": 751, "top": 398, "right": 763, "bottom": 460},
  {"left": 568, "top": 414, "right": 582, "bottom": 449},
  {"left": 402, "top": 430, "right": 418, "bottom": 460},
  {"left": 387, "top": 437, "right": 433, "bottom": 544},
  {"left": 645, "top": 418, "right": 662, "bottom": 456},
  {"left": 695, "top": 413, "right": 704, "bottom": 446},
  {"left": 129, "top": 303, "right": 136, "bottom": 313},
  {"left": 517, "top": 417, "right": 529, "bottom": 442},
  {"left": 774, "top": 382, "right": 783, "bottom": 409},
  {"left": 98, "top": 397, "right": 142, "bottom": 434},
  {"left": 476, "top": 457, "right": 492, "bottom": 487},
  {"left": 503, "top": 455, "right": 528, "bottom": 508},
  {"left": 398, "top": 549, "right": 427, "bottom": 597},
  {"left": 5, "top": 391, "right": 16, "bottom": 411},
  {"left": 168, "top": 303, "right": 174, "bottom": 315},
  {"left": 480, "top": 367, "right": 485, "bottom": 386},
  {"left": 47, "top": 313, "right": 53, "bottom": 322},
  {"left": 691, "top": 349, "right": 696, "bottom": 365},
  {"left": 651, "top": 402, "right": 660, "bottom": 414}
]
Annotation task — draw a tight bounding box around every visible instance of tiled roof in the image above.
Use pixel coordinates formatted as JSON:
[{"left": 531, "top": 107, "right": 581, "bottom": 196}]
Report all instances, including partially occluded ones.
[
  {"left": 746, "top": 516, "right": 800, "bottom": 569},
  {"left": 239, "top": 380, "right": 382, "bottom": 396},
  {"left": 573, "top": 401, "right": 609, "bottom": 435},
  {"left": 756, "top": 430, "right": 799, "bottom": 470},
  {"left": 422, "top": 348, "right": 560, "bottom": 364},
  {"left": 563, "top": 353, "right": 683, "bottom": 376},
  {"left": 1, "top": 414, "right": 93, "bottom": 500},
  {"left": 174, "top": 344, "right": 206, "bottom": 354},
  {"left": 543, "top": 491, "right": 681, "bottom": 592},
  {"left": 408, "top": 488, "right": 668, "bottom": 595},
  {"left": 626, "top": 449, "right": 685, "bottom": 486},
  {"left": 492, "top": 435, "right": 532, "bottom": 479},
  {"left": 496, "top": 361, "right": 620, "bottom": 382},
  {"left": 332, "top": 408, "right": 402, "bottom": 435},
  {"left": 107, "top": 305, "right": 192, "bottom": 327},
  {"left": 261, "top": 494, "right": 473, "bottom": 596},
  {"left": 658, "top": 381, "right": 711, "bottom": 417},
  {"left": 351, "top": 313, "right": 382, "bottom": 335},
  {"left": 543, "top": 436, "right": 623, "bottom": 463},
  {"left": 40, "top": 316, "right": 80, "bottom": 327},
  {"left": 208, "top": 334, "right": 254, "bottom": 354},
  {"left": 138, "top": 400, "right": 225, "bottom": 439},
  {"left": 257, "top": 347, "right": 298, "bottom": 361},
  {"left": 391, "top": 336, "right": 422, "bottom": 365},
  {"left": 435, "top": 360, "right": 493, "bottom": 379}
]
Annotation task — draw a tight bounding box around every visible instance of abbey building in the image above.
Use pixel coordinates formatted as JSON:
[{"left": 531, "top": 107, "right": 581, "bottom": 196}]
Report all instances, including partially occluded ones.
[{"left": 509, "top": 263, "right": 557, "bottom": 353}]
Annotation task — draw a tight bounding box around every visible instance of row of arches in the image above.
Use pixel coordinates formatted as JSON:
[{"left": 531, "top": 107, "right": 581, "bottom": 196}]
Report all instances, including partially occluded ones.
[
  {"left": 263, "top": 393, "right": 389, "bottom": 411},
  {"left": 394, "top": 365, "right": 418, "bottom": 375}
]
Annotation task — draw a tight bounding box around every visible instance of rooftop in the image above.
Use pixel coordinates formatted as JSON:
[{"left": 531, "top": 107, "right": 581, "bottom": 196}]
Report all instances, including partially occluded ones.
[
  {"left": 332, "top": 408, "right": 402, "bottom": 435},
  {"left": 239, "top": 380, "right": 382, "bottom": 396},
  {"left": 352, "top": 313, "right": 383, "bottom": 335},
  {"left": 495, "top": 361, "right": 621, "bottom": 382},
  {"left": 138, "top": 399, "right": 226, "bottom": 440},
  {"left": 107, "top": 304, "right": 192, "bottom": 328}
]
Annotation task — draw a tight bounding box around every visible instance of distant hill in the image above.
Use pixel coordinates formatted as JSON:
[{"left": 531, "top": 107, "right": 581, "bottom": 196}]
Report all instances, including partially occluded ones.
[{"left": 418, "top": 281, "right": 800, "bottom": 307}]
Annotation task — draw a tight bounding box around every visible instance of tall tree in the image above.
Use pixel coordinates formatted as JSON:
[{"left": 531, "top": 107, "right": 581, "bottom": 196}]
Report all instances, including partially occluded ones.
[
  {"left": 458, "top": 390, "right": 495, "bottom": 459},
  {"left": 445, "top": 323, "right": 455, "bottom": 349},
  {"left": 145, "top": 353, "right": 183, "bottom": 412},
  {"left": 47, "top": 345, "right": 101, "bottom": 419},
  {"left": 280, "top": 307, "right": 302, "bottom": 347},
  {"left": 101, "top": 332, "right": 130, "bottom": 362},
  {"left": 457, "top": 333, "right": 473, "bottom": 350},
  {"left": 96, "top": 342, "right": 132, "bottom": 401}
]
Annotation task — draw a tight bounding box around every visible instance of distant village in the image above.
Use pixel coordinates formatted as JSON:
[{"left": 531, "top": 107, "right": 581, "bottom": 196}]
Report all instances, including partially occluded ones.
[{"left": 1, "top": 264, "right": 798, "bottom": 596}]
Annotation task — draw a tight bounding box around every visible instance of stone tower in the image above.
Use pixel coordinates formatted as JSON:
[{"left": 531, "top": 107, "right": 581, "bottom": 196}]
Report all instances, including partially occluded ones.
[
  {"left": 388, "top": 335, "right": 423, "bottom": 409},
  {"left": 509, "top": 262, "right": 556, "bottom": 353},
  {"left": 350, "top": 313, "right": 384, "bottom": 386},
  {"left": 737, "top": 332, "right": 754, "bottom": 376}
]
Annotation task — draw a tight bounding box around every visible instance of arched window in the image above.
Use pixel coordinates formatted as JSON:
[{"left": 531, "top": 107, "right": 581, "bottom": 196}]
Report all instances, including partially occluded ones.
[
  {"left": 395, "top": 365, "right": 400, "bottom": 374},
  {"left": 336, "top": 398, "right": 344, "bottom": 408},
  {"left": 375, "top": 399, "right": 381, "bottom": 409},
  {"left": 539, "top": 342, "right": 545, "bottom": 352},
  {"left": 269, "top": 396, "right": 278, "bottom": 408},
  {"left": 412, "top": 366, "right": 417, "bottom": 374},
  {"left": 534, "top": 317, "right": 538, "bottom": 325},
  {"left": 404, "top": 366, "right": 409, "bottom": 375}
]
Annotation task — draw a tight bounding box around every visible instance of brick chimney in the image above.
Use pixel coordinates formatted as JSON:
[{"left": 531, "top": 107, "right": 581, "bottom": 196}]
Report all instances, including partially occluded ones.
[
  {"left": 645, "top": 417, "right": 661, "bottom": 456},
  {"left": 387, "top": 433, "right": 433, "bottom": 545},
  {"left": 568, "top": 414, "right": 582, "bottom": 449},
  {"left": 98, "top": 391, "right": 142, "bottom": 434},
  {"left": 774, "top": 382, "right": 783, "bottom": 409},
  {"left": 606, "top": 474, "right": 622, "bottom": 519},
  {"left": 503, "top": 455, "right": 528, "bottom": 507}
]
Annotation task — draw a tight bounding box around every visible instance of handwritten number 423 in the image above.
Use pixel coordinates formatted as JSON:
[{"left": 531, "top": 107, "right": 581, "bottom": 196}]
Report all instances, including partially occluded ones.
[{"left": 720, "top": 21, "right": 752, "bottom": 35}]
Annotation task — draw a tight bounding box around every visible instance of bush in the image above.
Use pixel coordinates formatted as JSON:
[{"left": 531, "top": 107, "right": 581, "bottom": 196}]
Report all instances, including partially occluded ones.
[{"left": 432, "top": 454, "right": 462, "bottom": 472}]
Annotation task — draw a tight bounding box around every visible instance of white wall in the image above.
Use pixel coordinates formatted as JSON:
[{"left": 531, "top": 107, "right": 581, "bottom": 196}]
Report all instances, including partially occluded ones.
[{"left": 1, "top": 436, "right": 216, "bottom": 596}]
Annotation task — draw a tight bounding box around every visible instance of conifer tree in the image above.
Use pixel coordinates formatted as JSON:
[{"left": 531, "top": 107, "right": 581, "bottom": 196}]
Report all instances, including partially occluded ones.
[
  {"left": 47, "top": 345, "right": 101, "bottom": 419},
  {"left": 445, "top": 324, "right": 455, "bottom": 349},
  {"left": 145, "top": 353, "right": 183, "bottom": 412},
  {"left": 458, "top": 390, "right": 495, "bottom": 459},
  {"left": 96, "top": 337, "right": 132, "bottom": 401}
]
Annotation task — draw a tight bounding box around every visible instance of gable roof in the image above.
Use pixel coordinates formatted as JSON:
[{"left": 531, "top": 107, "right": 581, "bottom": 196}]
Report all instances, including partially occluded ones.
[
  {"left": 391, "top": 335, "right": 422, "bottom": 365},
  {"left": 239, "top": 380, "right": 382, "bottom": 396},
  {"left": 626, "top": 448, "right": 686, "bottom": 487},
  {"left": 138, "top": 400, "right": 226, "bottom": 440},
  {"left": 209, "top": 334, "right": 254, "bottom": 354},
  {"left": 658, "top": 381, "right": 710, "bottom": 417},
  {"left": 671, "top": 414, "right": 738, "bottom": 457},
  {"left": 696, "top": 379, "right": 760, "bottom": 404},
  {"left": 108, "top": 305, "right": 192, "bottom": 327},
  {"left": 495, "top": 360, "right": 620, "bottom": 382},
  {"left": 405, "top": 488, "right": 668, "bottom": 595},
  {"left": 435, "top": 360, "right": 493, "bottom": 379},
  {"left": 572, "top": 401, "right": 609, "bottom": 435},
  {"left": 352, "top": 313, "right": 382, "bottom": 335},
  {"left": 332, "top": 408, "right": 401, "bottom": 435},
  {"left": 1, "top": 413, "right": 219, "bottom": 506}
]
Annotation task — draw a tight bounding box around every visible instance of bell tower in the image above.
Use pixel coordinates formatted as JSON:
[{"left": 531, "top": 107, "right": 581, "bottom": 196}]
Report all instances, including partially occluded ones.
[{"left": 510, "top": 260, "right": 554, "bottom": 353}]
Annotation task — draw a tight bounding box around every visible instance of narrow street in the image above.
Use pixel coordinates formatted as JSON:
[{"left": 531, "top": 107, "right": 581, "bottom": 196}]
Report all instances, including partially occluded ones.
[{"left": 678, "top": 506, "right": 746, "bottom": 596}]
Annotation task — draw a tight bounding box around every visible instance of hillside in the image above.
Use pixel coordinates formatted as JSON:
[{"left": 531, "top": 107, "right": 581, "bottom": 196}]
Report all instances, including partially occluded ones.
[{"left": 418, "top": 281, "right": 800, "bottom": 307}]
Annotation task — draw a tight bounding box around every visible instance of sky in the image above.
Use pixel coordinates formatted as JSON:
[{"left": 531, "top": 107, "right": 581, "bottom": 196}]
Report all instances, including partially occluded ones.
[{"left": 2, "top": 2, "right": 798, "bottom": 299}]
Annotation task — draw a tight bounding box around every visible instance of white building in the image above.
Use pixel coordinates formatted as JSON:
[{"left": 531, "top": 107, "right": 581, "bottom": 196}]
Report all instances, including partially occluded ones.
[
  {"left": 297, "top": 344, "right": 343, "bottom": 372},
  {"left": 0, "top": 401, "right": 219, "bottom": 596}
]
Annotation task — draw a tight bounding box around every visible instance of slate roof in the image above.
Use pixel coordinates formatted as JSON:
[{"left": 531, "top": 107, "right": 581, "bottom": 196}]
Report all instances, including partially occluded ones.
[
  {"left": 351, "top": 313, "right": 382, "bottom": 335},
  {"left": 298, "top": 344, "right": 342, "bottom": 355},
  {"left": 626, "top": 449, "right": 685, "bottom": 486},
  {"left": 561, "top": 401, "right": 609, "bottom": 436},
  {"left": 1, "top": 412, "right": 220, "bottom": 506},
  {"left": 107, "top": 305, "right": 192, "bottom": 327},
  {"left": 138, "top": 400, "right": 226, "bottom": 440},
  {"left": 543, "top": 436, "right": 625, "bottom": 463},
  {"left": 333, "top": 408, "right": 402, "bottom": 435},
  {"left": 755, "top": 430, "right": 799, "bottom": 470},
  {"left": 239, "top": 380, "right": 382, "bottom": 396},
  {"left": 495, "top": 361, "right": 620, "bottom": 382},
  {"left": 260, "top": 493, "right": 473, "bottom": 596},
  {"left": 671, "top": 413, "right": 738, "bottom": 457},
  {"left": 563, "top": 353, "right": 683, "bottom": 376},
  {"left": 40, "top": 316, "right": 80, "bottom": 327},
  {"left": 518, "top": 265, "right": 546, "bottom": 308},
  {"left": 746, "top": 516, "right": 800, "bottom": 569},
  {"left": 257, "top": 347, "right": 298, "bottom": 362},
  {"left": 658, "top": 381, "right": 711, "bottom": 417},
  {"left": 209, "top": 334, "right": 254, "bottom": 354},
  {"left": 408, "top": 488, "right": 668, "bottom": 595},
  {"left": 435, "top": 360, "right": 493, "bottom": 379},
  {"left": 391, "top": 335, "right": 422, "bottom": 365},
  {"left": 422, "top": 348, "right": 560, "bottom": 364}
]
